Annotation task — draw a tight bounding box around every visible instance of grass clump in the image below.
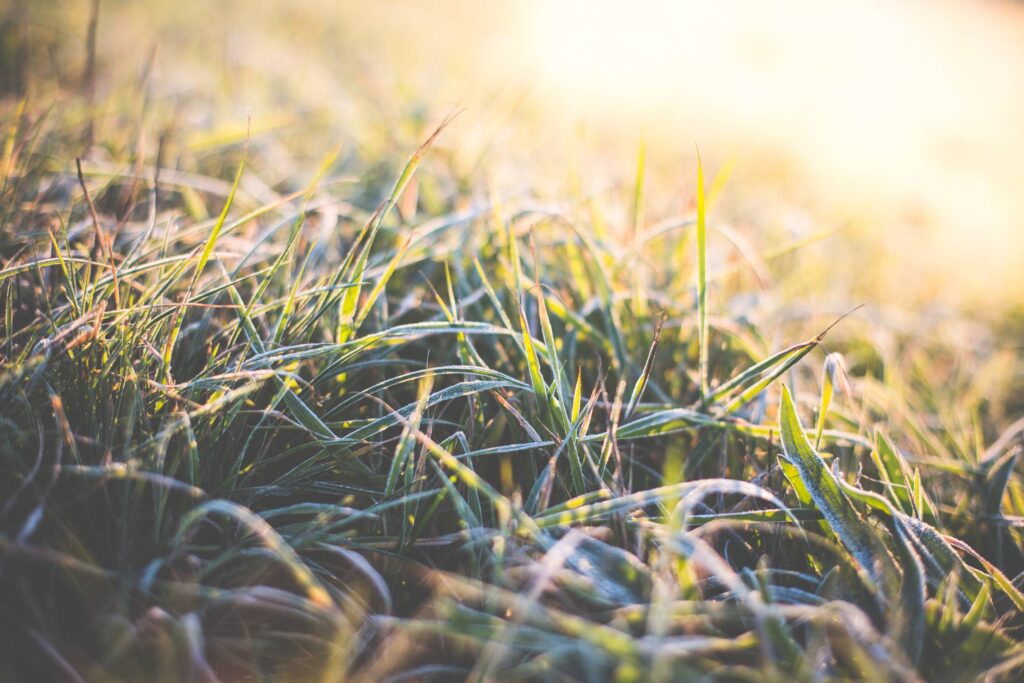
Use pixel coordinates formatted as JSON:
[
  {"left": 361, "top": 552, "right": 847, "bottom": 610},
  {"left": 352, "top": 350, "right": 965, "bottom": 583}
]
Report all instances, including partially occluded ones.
[{"left": 2, "top": 16, "right": 1024, "bottom": 683}]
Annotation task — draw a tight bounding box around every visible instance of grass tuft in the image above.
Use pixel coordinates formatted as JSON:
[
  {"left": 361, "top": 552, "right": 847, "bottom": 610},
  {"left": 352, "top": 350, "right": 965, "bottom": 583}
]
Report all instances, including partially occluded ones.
[{"left": 1, "top": 14, "right": 1023, "bottom": 681}]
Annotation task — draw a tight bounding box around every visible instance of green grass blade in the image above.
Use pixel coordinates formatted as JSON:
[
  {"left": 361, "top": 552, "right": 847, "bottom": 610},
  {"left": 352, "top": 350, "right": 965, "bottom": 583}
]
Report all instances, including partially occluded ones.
[
  {"left": 778, "top": 385, "right": 896, "bottom": 595},
  {"left": 695, "top": 149, "right": 708, "bottom": 401}
]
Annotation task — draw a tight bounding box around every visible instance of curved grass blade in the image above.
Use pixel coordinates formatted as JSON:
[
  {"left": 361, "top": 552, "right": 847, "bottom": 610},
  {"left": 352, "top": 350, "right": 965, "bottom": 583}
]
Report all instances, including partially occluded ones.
[
  {"left": 175, "top": 499, "right": 333, "bottom": 608},
  {"left": 533, "top": 478, "right": 796, "bottom": 530}
]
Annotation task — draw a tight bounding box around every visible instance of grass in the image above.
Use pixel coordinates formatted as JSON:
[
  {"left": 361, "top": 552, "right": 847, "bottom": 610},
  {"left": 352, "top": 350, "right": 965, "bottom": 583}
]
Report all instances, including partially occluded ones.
[{"left": 2, "top": 6, "right": 1024, "bottom": 682}]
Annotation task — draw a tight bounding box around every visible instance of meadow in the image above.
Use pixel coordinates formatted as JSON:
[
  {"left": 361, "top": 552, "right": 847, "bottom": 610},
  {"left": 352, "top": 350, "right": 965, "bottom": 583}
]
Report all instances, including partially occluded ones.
[{"left": 2, "top": 2, "right": 1024, "bottom": 681}]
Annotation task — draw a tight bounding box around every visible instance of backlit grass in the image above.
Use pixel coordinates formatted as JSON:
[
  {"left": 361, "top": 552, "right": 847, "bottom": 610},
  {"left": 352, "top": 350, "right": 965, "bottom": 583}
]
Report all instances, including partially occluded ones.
[{"left": 1, "top": 4, "right": 1024, "bottom": 682}]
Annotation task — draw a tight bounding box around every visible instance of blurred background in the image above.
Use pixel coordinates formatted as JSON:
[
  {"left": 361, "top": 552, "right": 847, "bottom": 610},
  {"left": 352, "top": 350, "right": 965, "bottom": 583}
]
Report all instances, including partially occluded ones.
[{"left": 4, "top": 0, "right": 1024, "bottom": 320}]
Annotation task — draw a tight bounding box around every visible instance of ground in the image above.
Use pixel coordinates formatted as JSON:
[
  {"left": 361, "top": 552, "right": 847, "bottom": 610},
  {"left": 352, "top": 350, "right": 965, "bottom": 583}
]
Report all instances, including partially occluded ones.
[{"left": 1, "top": 2, "right": 1023, "bottom": 681}]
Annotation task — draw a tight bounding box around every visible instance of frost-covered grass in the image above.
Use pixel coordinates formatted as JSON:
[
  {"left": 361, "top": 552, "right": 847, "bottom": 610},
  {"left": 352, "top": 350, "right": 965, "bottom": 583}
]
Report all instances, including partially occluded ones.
[{"left": 1, "top": 4, "right": 1023, "bottom": 681}]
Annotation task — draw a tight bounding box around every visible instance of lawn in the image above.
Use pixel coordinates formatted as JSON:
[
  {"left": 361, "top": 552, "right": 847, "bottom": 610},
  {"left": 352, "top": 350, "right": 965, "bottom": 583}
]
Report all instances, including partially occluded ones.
[{"left": 2, "top": 2, "right": 1023, "bottom": 681}]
